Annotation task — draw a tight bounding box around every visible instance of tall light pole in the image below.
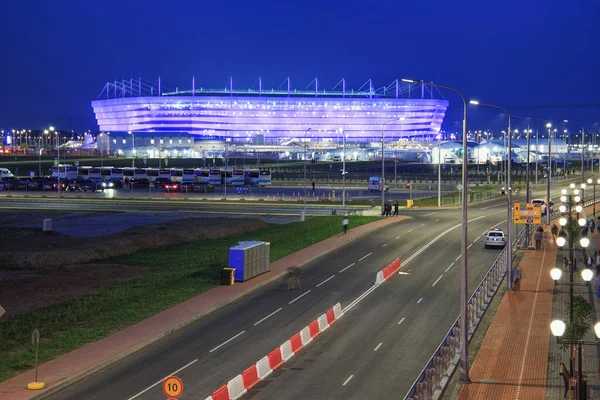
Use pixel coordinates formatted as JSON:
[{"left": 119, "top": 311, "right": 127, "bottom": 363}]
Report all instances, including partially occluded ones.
[
  {"left": 128, "top": 131, "right": 135, "bottom": 167},
  {"left": 303, "top": 127, "right": 311, "bottom": 214},
  {"left": 564, "top": 120, "right": 585, "bottom": 183},
  {"left": 470, "top": 101, "right": 513, "bottom": 289},
  {"left": 380, "top": 119, "right": 399, "bottom": 215},
  {"left": 546, "top": 123, "right": 552, "bottom": 225},
  {"left": 438, "top": 142, "right": 442, "bottom": 207},
  {"left": 404, "top": 78, "right": 470, "bottom": 383},
  {"left": 340, "top": 128, "right": 347, "bottom": 211},
  {"left": 587, "top": 178, "right": 600, "bottom": 216}
]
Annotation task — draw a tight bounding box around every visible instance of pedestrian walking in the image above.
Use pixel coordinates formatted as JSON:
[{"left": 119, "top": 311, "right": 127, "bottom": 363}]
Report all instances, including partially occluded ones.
[
  {"left": 311, "top": 180, "right": 315, "bottom": 193},
  {"left": 393, "top": 201, "right": 399, "bottom": 217},
  {"left": 590, "top": 219, "right": 596, "bottom": 234},
  {"left": 287, "top": 267, "right": 301, "bottom": 291},
  {"left": 534, "top": 227, "right": 543, "bottom": 250},
  {"left": 551, "top": 223, "right": 559, "bottom": 243},
  {"left": 595, "top": 249, "right": 600, "bottom": 268},
  {"left": 342, "top": 217, "right": 349, "bottom": 234},
  {"left": 512, "top": 265, "right": 523, "bottom": 291},
  {"left": 595, "top": 271, "right": 600, "bottom": 301},
  {"left": 542, "top": 228, "right": 551, "bottom": 250}
]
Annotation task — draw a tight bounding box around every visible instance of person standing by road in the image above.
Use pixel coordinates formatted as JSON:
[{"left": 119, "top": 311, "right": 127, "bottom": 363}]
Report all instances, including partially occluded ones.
[
  {"left": 590, "top": 219, "right": 596, "bottom": 234},
  {"left": 342, "top": 217, "right": 349, "bottom": 234},
  {"left": 551, "top": 224, "right": 559, "bottom": 243},
  {"left": 512, "top": 264, "right": 523, "bottom": 291},
  {"left": 393, "top": 201, "right": 399, "bottom": 217},
  {"left": 311, "top": 180, "right": 315, "bottom": 193}
]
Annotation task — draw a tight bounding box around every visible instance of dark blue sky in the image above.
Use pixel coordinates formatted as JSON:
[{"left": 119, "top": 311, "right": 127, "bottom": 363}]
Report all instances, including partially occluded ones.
[{"left": 1, "top": 0, "right": 599, "bottom": 134}]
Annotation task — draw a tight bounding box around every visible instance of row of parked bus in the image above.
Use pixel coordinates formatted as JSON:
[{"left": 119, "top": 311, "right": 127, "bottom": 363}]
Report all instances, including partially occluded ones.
[{"left": 50, "top": 166, "right": 272, "bottom": 186}]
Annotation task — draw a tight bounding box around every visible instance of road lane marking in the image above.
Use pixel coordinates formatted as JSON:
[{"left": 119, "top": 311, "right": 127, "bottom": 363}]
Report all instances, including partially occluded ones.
[
  {"left": 127, "top": 359, "right": 199, "bottom": 400},
  {"left": 342, "top": 375, "right": 354, "bottom": 386},
  {"left": 434, "top": 219, "right": 440, "bottom": 222},
  {"left": 432, "top": 275, "right": 443, "bottom": 287},
  {"left": 382, "top": 243, "right": 388, "bottom": 247},
  {"left": 254, "top": 308, "right": 283, "bottom": 326},
  {"left": 408, "top": 229, "right": 414, "bottom": 233},
  {"left": 396, "top": 235, "right": 401, "bottom": 239},
  {"left": 423, "top": 212, "right": 437, "bottom": 216},
  {"left": 473, "top": 236, "right": 481, "bottom": 243},
  {"left": 288, "top": 290, "right": 312, "bottom": 304},
  {"left": 467, "top": 243, "right": 473, "bottom": 249},
  {"left": 417, "top": 298, "right": 423, "bottom": 304},
  {"left": 358, "top": 252, "right": 372, "bottom": 262},
  {"left": 445, "top": 262, "right": 454, "bottom": 273},
  {"left": 339, "top": 263, "right": 355, "bottom": 273},
  {"left": 481, "top": 203, "right": 504, "bottom": 210},
  {"left": 209, "top": 331, "right": 246, "bottom": 353},
  {"left": 455, "top": 255, "right": 461, "bottom": 261},
  {"left": 316, "top": 275, "right": 335, "bottom": 287},
  {"left": 420, "top": 224, "right": 425, "bottom": 227},
  {"left": 374, "top": 343, "right": 383, "bottom": 351},
  {"left": 398, "top": 317, "right": 405, "bottom": 325}
]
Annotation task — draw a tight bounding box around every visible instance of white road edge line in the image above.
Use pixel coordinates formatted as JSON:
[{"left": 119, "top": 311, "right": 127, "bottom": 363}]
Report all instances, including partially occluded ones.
[
  {"left": 339, "top": 263, "right": 355, "bottom": 273},
  {"left": 398, "top": 317, "right": 406, "bottom": 325},
  {"left": 432, "top": 275, "right": 443, "bottom": 287},
  {"left": 316, "top": 275, "right": 335, "bottom": 287},
  {"left": 423, "top": 212, "right": 437, "bottom": 216},
  {"left": 445, "top": 262, "right": 455, "bottom": 273},
  {"left": 253, "top": 308, "right": 283, "bottom": 326},
  {"left": 358, "top": 252, "right": 372, "bottom": 262},
  {"left": 417, "top": 297, "right": 423, "bottom": 304},
  {"left": 127, "top": 359, "right": 199, "bottom": 400},
  {"left": 374, "top": 343, "right": 383, "bottom": 352},
  {"left": 288, "top": 290, "right": 312, "bottom": 304},
  {"left": 209, "top": 331, "right": 246, "bottom": 353},
  {"left": 342, "top": 375, "right": 354, "bottom": 386},
  {"left": 382, "top": 243, "right": 388, "bottom": 247}
]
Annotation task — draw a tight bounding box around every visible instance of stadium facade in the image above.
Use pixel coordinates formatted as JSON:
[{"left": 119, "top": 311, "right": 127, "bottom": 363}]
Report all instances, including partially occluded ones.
[{"left": 92, "top": 77, "right": 449, "bottom": 142}]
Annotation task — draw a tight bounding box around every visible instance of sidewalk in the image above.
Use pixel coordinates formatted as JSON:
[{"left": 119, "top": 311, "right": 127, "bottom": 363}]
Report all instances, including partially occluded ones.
[
  {"left": 457, "top": 225, "right": 556, "bottom": 399},
  {"left": 0, "top": 215, "right": 408, "bottom": 400}
]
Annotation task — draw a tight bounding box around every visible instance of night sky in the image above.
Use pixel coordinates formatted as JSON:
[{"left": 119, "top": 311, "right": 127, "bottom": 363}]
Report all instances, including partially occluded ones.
[{"left": 1, "top": 0, "right": 599, "bottom": 134}]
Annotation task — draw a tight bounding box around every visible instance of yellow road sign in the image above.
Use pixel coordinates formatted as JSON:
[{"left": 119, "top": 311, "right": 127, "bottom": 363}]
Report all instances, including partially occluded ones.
[
  {"left": 513, "top": 203, "right": 542, "bottom": 224},
  {"left": 163, "top": 376, "right": 183, "bottom": 399}
]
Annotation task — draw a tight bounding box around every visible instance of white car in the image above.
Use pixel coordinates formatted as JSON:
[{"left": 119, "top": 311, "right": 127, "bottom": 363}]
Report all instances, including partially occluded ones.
[{"left": 485, "top": 228, "right": 506, "bottom": 249}]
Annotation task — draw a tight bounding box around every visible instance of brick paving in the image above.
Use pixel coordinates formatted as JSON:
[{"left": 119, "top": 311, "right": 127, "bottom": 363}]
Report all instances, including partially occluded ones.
[
  {"left": 0, "top": 215, "right": 407, "bottom": 400},
  {"left": 457, "top": 225, "right": 556, "bottom": 399}
]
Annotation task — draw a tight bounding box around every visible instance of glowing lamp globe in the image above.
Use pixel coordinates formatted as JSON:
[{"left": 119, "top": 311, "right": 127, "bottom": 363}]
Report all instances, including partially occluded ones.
[
  {"left": 559, "top": 205, "right": 567, "bottom": 213},
  {"left": 556, "top": 236, "right": 567, "bottom": 247},
  {"left": 561, "top": 189, "right": 568, "bottom": 195},
  {"left": 578, "top": 218, "right": 587, "bottom": 227},
  {"left": 580, "top": 237, "right": 590, "bottom": 248},
  {"left": 550, "top": 268, "right": 562, "bottom": 281},
  {"left": 560, "top": 195, "right": 567, "bottom": 203},
  {"left": 582, "top": 269, "right": 594, "bottom": 282},
  {"left": 559, "top": 217, "right": 567, "bottom": 226},
  {"left": 595, "top": 322, "right": 600, "bottom": 339},
  {"left": 570, "top": 183, "right": 576, "bottom": 189},
  {"left": 576, "top": 205, "right": 583, "bottom": 213},
  {"left": 551, "top": 320, "right": 566, "bottom": 337}
]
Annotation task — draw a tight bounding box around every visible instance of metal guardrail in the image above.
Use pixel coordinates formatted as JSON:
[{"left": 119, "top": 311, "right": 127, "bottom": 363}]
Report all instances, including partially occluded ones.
[{"left": 403, "top": 195, "right": 600, "bottom": 400}]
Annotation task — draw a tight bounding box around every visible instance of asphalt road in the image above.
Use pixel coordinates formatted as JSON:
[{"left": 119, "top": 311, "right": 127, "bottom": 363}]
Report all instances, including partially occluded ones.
[{"left": 42, "top": 182, "right": 569, "bottom": 400}]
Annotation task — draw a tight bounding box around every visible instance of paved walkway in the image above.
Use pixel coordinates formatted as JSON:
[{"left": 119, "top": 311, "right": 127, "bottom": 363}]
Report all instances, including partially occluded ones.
[
  {"left": 0, "top": 215, "right": 407, "bottom": 400},
  {"left": 457, "top": 225, "right": 556, "bottom": 399}
]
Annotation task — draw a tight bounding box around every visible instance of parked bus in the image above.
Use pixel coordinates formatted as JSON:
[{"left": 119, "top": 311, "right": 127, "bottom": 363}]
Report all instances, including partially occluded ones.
[
  {"left": 182, "top": 169, "right": 195, "bottom": 182},
  {"left": 88, "top": 167, "right": 102, "bottom": 180},
  {"left": 52, "top": 165, "right": 78, "bottom": 180},
  {"left": 145, "top": 168, "right": 159, "bottom": 182},
  {"left": 221, "top": 169, "right": 244, "bottom": 186},
  {"left": 158, "top": 169, "right": 171, "bottom": 180},
  {"left": 258, "top": 170, "right": 271, "bottom": 186},
  {"left": 244, "top": 169, "right": 259, "bottom": 185},
  {"left": 194, "top": 168, "right": 210, "bottom": 184},
  {"left": 99, "top": 167, "right": 123, "bottom": 181},
  {"left": 170, "top": 168, "right": 183, "bottom": 182},
  {"left": 209, "top": 169, "right": 222, "bottom": 185},
  {"left": 123, "top": 167, "right": 147, "bottom": 181},
  {"left": 77, "top": 166, "right": 93, "bottom": 179}
]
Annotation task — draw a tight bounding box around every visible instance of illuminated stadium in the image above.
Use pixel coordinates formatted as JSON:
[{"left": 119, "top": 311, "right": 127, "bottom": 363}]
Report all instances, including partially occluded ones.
[{"left": 92, "top": 77, "right": 449, "bottom": 142}]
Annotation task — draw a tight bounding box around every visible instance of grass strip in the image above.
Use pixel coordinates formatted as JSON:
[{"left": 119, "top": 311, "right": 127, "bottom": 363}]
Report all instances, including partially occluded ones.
[{"left": 0, "top": 215, "right": 377, "bottom": 383}]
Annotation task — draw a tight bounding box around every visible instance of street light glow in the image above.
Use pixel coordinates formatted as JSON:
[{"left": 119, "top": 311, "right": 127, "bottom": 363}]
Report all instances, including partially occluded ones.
[
  {"left": 581, "top": 237, "right": 590, "bottom": 248},
  {"left": 559, "top": 205, "right": 567, "bottom": 213},
  {"left": 546, "top": 123, "right": 552, "bottom": 128},
  {"left": 560, "top": 195, "right": 567, "bottom": 203},
  {"left": 556, "top": 236, "right": 566, "bottom": 247},
  {"left": 550, "top": 320, "right": 566, "bottom": 337},
  {"left": 570, "top": 183, "right": 576, "bottom": 189},
  {"left": 595, "top": 322, "right": 600, "bottom": 339},
  {"left": 576, "top": 205, "right": 583, "bottom": 212},
  {"left": 582, "top": 269, "right": 594, "bottom": 282},
  {"left": 469, "top": 100, "right": 480, "bottom": 105},
  {"left": 401, "top": 78, "right": 419, "bottom": 84},
  {"left": 559, "top": 217, "right": 568, "bottom": 226},
  {"left": 578, "top": 218, "right": 587, "bottom": 226},
  {"left": 561, "top": 189, "right": 568, "bottom": 195},
  {"left": 550, "top": 267, "right": 562, "bottom": 281}
]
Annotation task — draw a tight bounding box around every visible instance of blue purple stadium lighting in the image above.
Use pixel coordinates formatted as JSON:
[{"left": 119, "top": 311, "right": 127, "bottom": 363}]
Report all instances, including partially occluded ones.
[{"left": 92, "top": 77, "right": 449, "bottom": 141}]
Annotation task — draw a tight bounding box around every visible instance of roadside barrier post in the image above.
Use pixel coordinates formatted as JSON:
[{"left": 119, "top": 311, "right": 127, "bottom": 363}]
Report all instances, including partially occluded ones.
[{"left": 27, "top": 329, "right": 44, "bottom": 390}]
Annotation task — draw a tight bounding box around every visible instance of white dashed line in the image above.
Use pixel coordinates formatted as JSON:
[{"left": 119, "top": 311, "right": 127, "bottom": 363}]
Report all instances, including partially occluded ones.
[
  {"left": 408, "top": 229, "right": 414, "bottom": 233},
  {"left": 288, "top": 290, "right": 312, "bottom": 305},
  {"left": 339, "top": 263, "right": 355, "bottom": 273},
  {"left": 316, "top": 275, "right": 335, "bottom": 287},
  {"left": 398, "top": 317, "right": 405, "bottom": 325},
  {"left": 382, "top": 243, "right": 388, "bottom": 247},
  {"left": 467, "top": 243, "right": 473, "bottom": 249},
  {"left": 127, "top": 359, "right": 199, "bottom": 400},
  {"left": 396, "top": 235, "right": 401, "bottom": 239},
  {"left": 209, "top": 331, "right": 246, "bottom": 353},
  {"left": 254, "top": 308, "right": 282, "bottom": 326},
  {"left": 374, "top": 343, "right": 383, "bottom": 352},
  {"left": 434, "top": 219, "right": 440, "bottom": 222},
  {"left": 445, "top": 262, "right": 454, "bottom": 273},
  {"left": 358, "top": 252, "right": 372, "bottom": 262},
  {"left": 420, "top": 224, "right": 425, "bottom": 227},
  {"left": 432, "top": 275, "right": 443, "bottom": 287},
  {"left": 473, "top": 236, "right": 480, "bottom": 243},
  {"left": 343, "top": 375, "right": 354, "bottom": 386},
  {"left": 455, "top": 255, "right": 461, "bottom": 261},
  {"left": 417, "top": 297, "right": 423, "bottom": 304},
  {"left": 423, "top": 212, "right": 437, "bottom": 216}
]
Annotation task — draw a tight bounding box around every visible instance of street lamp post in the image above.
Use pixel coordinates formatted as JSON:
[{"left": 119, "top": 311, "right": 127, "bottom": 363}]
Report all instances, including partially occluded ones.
[
  {"left": 547, "top": 123, "right": 553, "bottom": 225},
  {"left": 587, "top": 178, "right": 600, "bottom": 216},
  {"left": 380, "top": 119, "right": 399, "bottom": 215},
  {"left": 438, "top": 143, "right": 442, "bottom": 207},
  {"left": 341, "top": 129, "right": 346, "bottom": 211},
  {"left": 469, "top": 100, "right": 513, "bottom": 289},
  {"left": 565, "top": 120, "right": 586, "bottom": 183},
  {"left": 404, "top": 78, "right": 470, "bottom": 383},
  {"left": 128, "top": 131, "right": 135, "bottom": 168},
  {"left": 303, "top": 128, "right": 312, "bottom": 215}
]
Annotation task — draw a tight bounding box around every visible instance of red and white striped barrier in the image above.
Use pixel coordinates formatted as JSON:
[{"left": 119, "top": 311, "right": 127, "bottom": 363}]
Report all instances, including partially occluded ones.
[
  {"left": 206, "top": 302, "right": 342, "bottom": 399},
  {"left": 375, "top": 258, "right": 402, "bottom": 284}
]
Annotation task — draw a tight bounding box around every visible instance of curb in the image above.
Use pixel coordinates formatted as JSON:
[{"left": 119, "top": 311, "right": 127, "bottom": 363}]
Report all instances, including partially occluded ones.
[{"left": 24, "top": 217, "right": 408, "bottom": 400}]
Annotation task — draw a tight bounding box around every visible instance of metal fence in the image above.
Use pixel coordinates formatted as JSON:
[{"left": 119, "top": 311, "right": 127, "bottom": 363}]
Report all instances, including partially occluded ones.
[{"left": 403, "top": 195, "right": 600, "bottom": 400}]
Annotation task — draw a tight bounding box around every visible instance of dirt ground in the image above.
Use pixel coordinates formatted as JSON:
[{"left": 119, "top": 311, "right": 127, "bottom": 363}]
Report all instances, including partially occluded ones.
[{"left": 0, "top": 212, "right": 268, "bottom": 319}]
